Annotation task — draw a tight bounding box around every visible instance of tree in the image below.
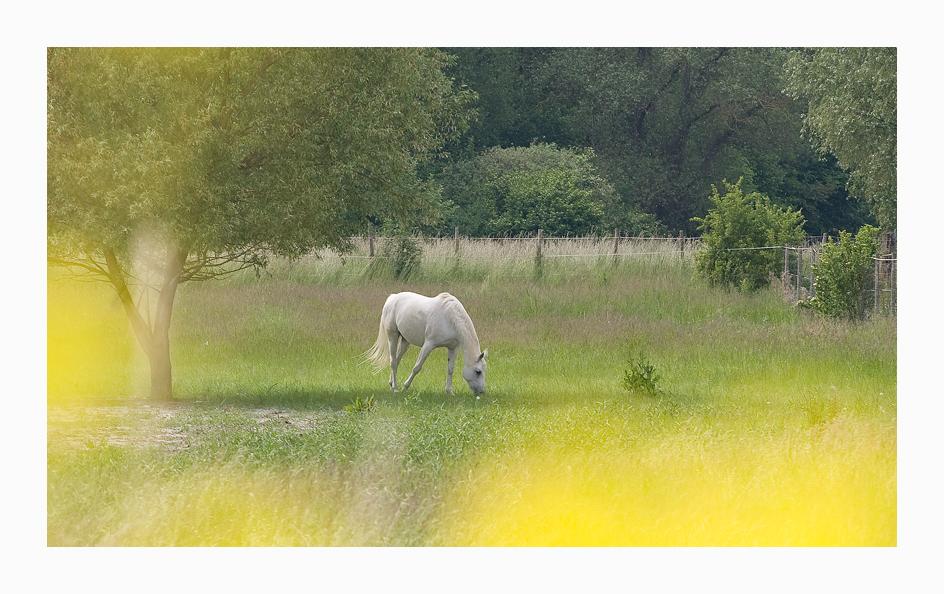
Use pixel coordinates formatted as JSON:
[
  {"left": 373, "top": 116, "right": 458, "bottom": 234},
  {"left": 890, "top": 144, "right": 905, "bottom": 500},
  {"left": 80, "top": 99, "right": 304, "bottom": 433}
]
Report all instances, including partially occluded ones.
[
  {"left": 693, "top": 178, "right": 805, "bottom": 292},
  {"left": 785, "top": 48, "right": 897, "bottom": 230},
  {"left": 493, "top": 167, "right": 603, "bottom": 236},
  {"left": 48, "top": 48, "right": 473, "bottom": 400},
  {"left": 531, "top": 48, "right": 803, "bottom": 232}
]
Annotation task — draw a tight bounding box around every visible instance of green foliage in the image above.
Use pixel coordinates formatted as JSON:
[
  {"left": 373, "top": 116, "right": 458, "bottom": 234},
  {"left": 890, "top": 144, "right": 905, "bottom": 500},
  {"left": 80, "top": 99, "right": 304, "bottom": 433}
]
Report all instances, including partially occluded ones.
[
  {"left": 526, "top": 48, "right": 806, "bottom": 233},
  {"left": 492, "top": 167, "right": 602, "bottom": 236},
  {"left": 694, "top": 178, "right": 805, "bottom": 292},
  {"left": 48, "top": 48, "right": 474, "bottom": 264},
  {"left": 387, "top": 234, "right": 423, "bottom": 281},
  {"left": 439, "top": 47, "right": 885, "bottom": 235},
  {"left": 785, "top": 48, "right": 897, "bottom": 229},
  {"left": 620, "top": 351, "right": 661, "bottom": 395},
  {"left": 805, "top": 225, "right": 880, "bottom": 320},
  {"left": 437, "top": 143, "right": 661, "bottom": 237},
  {"left": 343, "top": 395, "right": 375, "bottom": 413}
]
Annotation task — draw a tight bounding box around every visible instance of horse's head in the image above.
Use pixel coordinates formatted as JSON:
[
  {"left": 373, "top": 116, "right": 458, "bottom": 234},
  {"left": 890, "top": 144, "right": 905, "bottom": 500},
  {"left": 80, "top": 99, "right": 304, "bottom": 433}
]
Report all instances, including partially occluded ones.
[{"left": 463, "top": 349, "right": 488, "bottom": 394}]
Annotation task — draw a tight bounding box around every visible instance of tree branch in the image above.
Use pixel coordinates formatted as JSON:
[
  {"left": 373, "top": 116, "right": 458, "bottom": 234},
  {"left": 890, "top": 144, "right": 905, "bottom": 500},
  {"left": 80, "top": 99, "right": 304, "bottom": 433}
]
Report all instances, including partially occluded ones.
[{"left": 103, "top": 249, "right": 155, "bottom": 357}]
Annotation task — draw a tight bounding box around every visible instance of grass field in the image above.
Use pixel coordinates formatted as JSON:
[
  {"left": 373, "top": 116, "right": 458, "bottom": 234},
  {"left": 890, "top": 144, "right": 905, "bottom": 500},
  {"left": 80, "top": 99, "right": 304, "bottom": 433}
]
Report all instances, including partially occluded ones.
[{"left": 47, "top": 238, "right": 897, "bottom": 547}]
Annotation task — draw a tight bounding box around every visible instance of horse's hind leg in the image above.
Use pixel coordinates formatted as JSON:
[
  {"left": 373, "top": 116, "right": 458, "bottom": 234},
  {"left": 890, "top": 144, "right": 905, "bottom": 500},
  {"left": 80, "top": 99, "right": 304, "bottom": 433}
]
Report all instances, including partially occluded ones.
[{"left": 389, "top": 335, "right": 409, "bottom": 391}]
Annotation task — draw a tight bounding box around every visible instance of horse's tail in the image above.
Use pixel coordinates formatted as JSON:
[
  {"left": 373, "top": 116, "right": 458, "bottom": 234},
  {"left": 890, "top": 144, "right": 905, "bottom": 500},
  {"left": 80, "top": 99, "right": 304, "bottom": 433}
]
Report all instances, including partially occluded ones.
[{"left": 363, "top": 318, "right": 390, "bottom": 373}]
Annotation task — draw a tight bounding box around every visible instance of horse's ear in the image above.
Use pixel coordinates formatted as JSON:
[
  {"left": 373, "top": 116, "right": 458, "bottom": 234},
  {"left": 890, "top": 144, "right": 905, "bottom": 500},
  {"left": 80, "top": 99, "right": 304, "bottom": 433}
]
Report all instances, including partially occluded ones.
[{"left": 479, "top": 349, "right": 488, "bottom": 361}]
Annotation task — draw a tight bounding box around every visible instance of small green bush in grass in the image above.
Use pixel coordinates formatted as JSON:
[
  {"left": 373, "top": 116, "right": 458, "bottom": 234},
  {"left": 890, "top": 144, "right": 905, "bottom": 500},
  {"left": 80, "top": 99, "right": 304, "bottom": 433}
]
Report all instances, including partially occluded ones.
[
  {"left": 367, "top": 233, "right": 422, "bottom": 281},
  {"left": 621, "top": 351, "right": 662, "bottom": 395},
  {"left": 344, "top": 395, "right": 375, "bottom": 413}
]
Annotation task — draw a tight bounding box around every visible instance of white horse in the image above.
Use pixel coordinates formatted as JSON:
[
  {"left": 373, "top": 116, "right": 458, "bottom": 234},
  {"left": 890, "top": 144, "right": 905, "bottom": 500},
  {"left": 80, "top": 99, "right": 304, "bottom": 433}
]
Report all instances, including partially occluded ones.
[{"left": 365, "top": 292, "right": 487, "bottom": 395}]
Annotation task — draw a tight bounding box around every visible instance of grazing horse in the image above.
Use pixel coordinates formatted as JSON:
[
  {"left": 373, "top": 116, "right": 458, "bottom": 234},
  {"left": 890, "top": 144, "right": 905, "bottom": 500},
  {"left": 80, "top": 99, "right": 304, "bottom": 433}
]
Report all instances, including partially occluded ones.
[{"left": 366, "top": 292, "right": 487, "bottom": 395}]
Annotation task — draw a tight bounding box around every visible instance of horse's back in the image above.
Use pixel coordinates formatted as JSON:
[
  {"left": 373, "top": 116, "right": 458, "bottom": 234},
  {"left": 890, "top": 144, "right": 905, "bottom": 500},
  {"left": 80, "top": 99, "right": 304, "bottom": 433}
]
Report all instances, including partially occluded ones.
[
  {"left": 386, "top": 291, "right": 455, "bottom": 313},
  {"left": 384, "top": 292, "right": 461, "bottom": 347}
]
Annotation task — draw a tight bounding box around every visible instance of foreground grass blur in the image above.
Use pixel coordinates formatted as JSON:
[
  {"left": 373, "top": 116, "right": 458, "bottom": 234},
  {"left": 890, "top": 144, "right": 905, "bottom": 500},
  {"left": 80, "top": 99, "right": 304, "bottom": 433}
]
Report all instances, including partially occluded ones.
[{"left": 47, "top": 239, "right": 896, "bottom": 546}]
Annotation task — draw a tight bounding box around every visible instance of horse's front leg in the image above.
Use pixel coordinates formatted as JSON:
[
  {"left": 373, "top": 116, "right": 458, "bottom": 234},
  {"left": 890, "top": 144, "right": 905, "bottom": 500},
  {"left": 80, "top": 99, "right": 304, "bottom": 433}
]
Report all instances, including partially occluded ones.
[
  {"left": 402, "top": 343, "right": 435, "bottom": 391},
  {"left": 445, "top": 348, "right": 458, "bottom": 395}
]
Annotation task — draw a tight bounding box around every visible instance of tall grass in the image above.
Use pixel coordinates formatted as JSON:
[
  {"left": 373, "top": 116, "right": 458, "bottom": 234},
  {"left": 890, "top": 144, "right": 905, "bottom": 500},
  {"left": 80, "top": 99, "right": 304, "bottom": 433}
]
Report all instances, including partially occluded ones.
[
  {"left": 263, "top": 234, "right": 697, "bottom": 285},
  {"left": 47, "top": 236, "right": 896, "bottom": 546}
]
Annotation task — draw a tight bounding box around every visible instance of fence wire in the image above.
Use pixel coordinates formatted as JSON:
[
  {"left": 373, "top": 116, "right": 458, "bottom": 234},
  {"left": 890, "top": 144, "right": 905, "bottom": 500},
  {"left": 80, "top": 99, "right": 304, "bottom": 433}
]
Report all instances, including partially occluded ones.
[{"left": 343, "top": 234, "right": 898, "bottom": 316}]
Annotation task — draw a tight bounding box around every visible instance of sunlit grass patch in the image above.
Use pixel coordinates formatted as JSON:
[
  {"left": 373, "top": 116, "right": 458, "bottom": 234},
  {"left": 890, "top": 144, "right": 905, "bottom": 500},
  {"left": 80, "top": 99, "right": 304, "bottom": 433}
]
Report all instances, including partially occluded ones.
[{"left": 443, "top": 417, "right": 896, "bottom": 546}]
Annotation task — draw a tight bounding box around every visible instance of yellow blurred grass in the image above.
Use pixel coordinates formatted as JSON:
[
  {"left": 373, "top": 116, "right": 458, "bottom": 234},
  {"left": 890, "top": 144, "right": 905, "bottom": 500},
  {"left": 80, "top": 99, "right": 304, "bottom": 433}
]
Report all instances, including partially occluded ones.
[
  {"left": 47, "top": 270, "right": 138, "bottom": 398},
  {"left": 443, "top": 417, "right": 896, "bottom": 546}
]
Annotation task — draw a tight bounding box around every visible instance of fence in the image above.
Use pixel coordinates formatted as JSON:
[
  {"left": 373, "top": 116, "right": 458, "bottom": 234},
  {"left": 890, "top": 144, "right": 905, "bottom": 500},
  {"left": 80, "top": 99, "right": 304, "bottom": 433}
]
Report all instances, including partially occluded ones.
[
  {"left": 362, "top": 227, "right": 701, "bottom": 271},
  {"left": 313, "top": 228, "right": 897, "bottom": 316},
  {"left": 782, "top": 233, "right": 897, "bottom": 317}
]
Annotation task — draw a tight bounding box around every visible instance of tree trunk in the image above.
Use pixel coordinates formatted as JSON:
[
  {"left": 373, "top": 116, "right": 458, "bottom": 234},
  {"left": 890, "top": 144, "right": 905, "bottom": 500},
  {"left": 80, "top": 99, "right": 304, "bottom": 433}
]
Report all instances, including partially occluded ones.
[
  {"left": 148, "top": 331, "right": 174, "bottom": 401},
  {"left": 104, "top": 244, "right": 187, "bottom": 401}
]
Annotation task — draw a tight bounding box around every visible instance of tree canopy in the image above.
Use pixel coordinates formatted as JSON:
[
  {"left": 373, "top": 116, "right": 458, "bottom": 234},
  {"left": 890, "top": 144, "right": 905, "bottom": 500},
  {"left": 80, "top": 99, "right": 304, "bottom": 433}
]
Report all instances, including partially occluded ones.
[
  {"left": 49, "top": 48, "right": 472, "bottom": 266},
  {"left": 785, "top": 47, "right": 897, "bottom": 230}
]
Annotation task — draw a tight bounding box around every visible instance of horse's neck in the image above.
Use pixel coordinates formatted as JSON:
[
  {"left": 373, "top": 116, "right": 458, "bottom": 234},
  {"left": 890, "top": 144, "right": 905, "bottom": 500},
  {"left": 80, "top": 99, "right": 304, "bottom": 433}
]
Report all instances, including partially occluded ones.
[
  {"left": 458, "top": 320, "right": 481, "bottom": 362},
  {"left": 440, "top": 294, "right": 480, "bottom": 360}
]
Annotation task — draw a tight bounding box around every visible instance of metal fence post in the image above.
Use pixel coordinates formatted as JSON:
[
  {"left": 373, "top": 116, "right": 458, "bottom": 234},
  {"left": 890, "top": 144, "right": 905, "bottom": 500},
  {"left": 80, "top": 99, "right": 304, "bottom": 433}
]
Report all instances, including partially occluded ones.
[
  {"left": 874, "top": 257, "right": 880, "bottom": 317},
  {"left": 796, "top": 247, "right": 801, "bottom": 302}
]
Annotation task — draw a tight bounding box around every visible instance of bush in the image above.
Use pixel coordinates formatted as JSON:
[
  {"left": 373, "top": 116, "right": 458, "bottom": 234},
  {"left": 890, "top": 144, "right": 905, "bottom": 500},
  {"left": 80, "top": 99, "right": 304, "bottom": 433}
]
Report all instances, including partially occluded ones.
[
  {"left": 804, "top": 225, "right": 879, "bottom": 320},
  {"left": 492, "top": 167, "right": 603, "bottom": 236},
  {"left": 693, "top": 178, "right": 805, "bottom": 292},
  {"left": 437, "top": 143, "right": 663, "bottom": 237},
  {"left": 621, "top": 351, "right": 661, "bottom": 395},
  {"left": 367, "top": 233, "right": 422, "bottom": 281}
]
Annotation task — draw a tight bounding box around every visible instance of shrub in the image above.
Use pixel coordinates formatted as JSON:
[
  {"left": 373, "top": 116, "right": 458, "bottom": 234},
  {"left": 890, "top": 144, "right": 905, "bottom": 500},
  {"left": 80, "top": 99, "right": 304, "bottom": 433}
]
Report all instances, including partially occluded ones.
[
  {"left": 693, "top": 178, "right": 805, "bottom": 292},
  {"left": 621, "top": 351, "right": 661, "bottom": 395},
  {"left": 805, "top": 225, "right": 879, "bottom": 320},
  {"left": 492, "top": 167, "right": 603, "bottom": 236},
  {"left": 437, "top": 143, "right": 661, "bottom": 237},
  {"left": 367, "top": 233, "right": 422, "bottom": 281}
]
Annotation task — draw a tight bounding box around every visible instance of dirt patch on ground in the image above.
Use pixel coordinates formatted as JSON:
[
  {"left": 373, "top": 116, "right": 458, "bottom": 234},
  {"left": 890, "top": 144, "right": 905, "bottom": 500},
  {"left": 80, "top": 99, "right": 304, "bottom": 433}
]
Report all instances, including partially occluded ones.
[{"left": 47, "top": 402, "right": 328, "bottom": 454}]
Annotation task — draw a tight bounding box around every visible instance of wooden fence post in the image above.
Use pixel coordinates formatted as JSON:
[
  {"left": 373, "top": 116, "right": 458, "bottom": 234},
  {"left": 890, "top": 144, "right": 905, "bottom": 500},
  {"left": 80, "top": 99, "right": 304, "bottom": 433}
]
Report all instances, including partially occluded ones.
[
  {"left": 890, "top": 259, "right": 896, "bottom": 315},
  {"left": 613, "top": 228, "right": 620, "bottom": 263},
  {"left": 679, "top": 229, "right": 685, "bottom": 259},
  {"left": 796, "top": 246, "right": 802, "bottom": 302},
  {"left": 454, "top": 226, "right": 460, "bottom": 254},
  {"left": 368, "top": 223, "right": 375, "bottom": 259},
  {"left": 535, "top": 229, "right": 543, "bottom": 276}
]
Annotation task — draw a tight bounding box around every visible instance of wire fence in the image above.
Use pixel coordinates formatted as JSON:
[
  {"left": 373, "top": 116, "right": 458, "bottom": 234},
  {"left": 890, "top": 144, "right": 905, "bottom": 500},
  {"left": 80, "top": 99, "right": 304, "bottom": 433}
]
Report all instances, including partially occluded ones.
[
  {"left": 313, "top": 229, "right": 897, "bottom": 316},
  {"left": 781, "top": 237, "right": 897, "bottom": 317}
]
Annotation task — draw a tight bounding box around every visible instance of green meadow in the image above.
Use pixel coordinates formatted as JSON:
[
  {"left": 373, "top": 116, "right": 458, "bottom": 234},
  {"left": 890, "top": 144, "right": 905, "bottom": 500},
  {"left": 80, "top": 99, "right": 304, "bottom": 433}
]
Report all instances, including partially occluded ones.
[{"left": 47, "top": 239, "right": 896, "bottom": 546}]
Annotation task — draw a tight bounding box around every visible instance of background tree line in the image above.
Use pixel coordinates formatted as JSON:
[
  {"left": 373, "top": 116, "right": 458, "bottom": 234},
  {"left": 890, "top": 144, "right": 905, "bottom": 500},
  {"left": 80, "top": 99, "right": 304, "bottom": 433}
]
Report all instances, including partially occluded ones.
[{"left": 421, "top": 47, "right": 893, "bottom": 237}]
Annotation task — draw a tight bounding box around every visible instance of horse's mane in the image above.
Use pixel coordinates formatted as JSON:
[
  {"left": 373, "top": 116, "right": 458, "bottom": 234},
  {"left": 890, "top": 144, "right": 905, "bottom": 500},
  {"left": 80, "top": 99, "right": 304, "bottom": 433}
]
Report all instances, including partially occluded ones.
[{"left": 438, "top": 293, "right": 480, "bottom": 351}]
